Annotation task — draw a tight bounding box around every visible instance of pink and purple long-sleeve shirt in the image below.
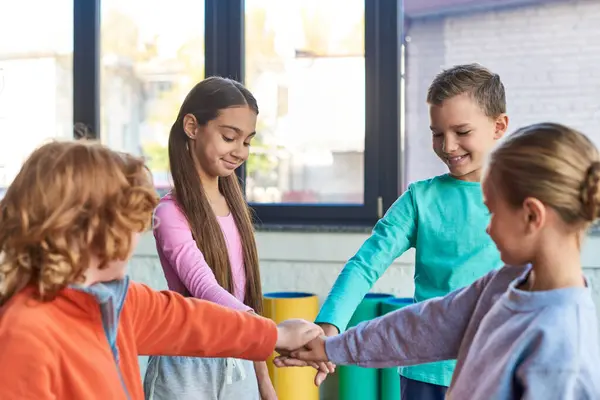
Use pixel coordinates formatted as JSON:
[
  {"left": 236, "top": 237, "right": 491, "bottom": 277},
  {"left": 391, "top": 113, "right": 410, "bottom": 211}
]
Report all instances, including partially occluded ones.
[{"left": 152, "top": 194, "right": 250, "bottom": 312}]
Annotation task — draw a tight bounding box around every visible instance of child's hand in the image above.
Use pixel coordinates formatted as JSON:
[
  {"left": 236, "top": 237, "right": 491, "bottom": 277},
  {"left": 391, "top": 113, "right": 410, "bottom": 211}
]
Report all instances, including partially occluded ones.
[
  {"left": 290, "top": 335, "right": 328, "bottom": 362},
  {"left": 313, "top": 323, "right": 338, "bottom": 385},
  {"left": 275, "top": 319, "right": 323, "bottom": 353},
  {"left": 275, "top": 322, "right": 337, "bottom": 386},
  {"left": 273, "top": 335, "right": 329, "bottom": 369},
  {"left": 273, "top": 353, "right": 334, "bottom": 386},
  {"left": 273, "top": 321, "right": 336, "bottom": 386}
]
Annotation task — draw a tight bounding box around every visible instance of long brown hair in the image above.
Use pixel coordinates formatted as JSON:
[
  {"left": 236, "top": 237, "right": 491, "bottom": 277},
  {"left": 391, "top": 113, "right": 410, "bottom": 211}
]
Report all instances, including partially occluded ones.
[
  {"left": 168, "top": 77, "right": 263, "bottom": 314},
  {"left": 0, "top": 141, "right": 158, "bottom": 306}
]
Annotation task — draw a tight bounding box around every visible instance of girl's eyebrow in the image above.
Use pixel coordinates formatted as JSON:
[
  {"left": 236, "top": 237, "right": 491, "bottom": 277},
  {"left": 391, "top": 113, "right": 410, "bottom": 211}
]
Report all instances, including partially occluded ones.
[{"left": 219, "top": 125, "right": 256, "bottom": 137}]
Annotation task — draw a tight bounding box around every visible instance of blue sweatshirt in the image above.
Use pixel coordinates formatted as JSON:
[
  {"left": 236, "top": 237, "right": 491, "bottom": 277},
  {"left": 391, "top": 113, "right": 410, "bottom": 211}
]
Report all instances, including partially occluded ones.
[
  {"left": 325, "top": 265, "right": 600, "bottom": 399},
  {"left": 316, "top": 174, "right": 503, "bottom": 386}
]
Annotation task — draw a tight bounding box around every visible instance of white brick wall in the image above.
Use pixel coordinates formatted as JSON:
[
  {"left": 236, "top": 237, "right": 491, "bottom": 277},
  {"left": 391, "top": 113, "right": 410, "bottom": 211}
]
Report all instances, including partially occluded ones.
[{"left": 405, "top": 0, "right": 600, "bottom": 183}]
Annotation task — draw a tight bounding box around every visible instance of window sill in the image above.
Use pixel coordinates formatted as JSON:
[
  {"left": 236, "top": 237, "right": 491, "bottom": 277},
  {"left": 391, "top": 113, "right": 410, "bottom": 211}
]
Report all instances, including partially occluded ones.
[
  {"left": 133, "top": 224, "right": 600, "bottom": 269},
  {"left": 254, "top": 223, "right": 372, "bottom": 234},
  {"left": 254, "top": 223, "right": 600, "bottom": 236}
]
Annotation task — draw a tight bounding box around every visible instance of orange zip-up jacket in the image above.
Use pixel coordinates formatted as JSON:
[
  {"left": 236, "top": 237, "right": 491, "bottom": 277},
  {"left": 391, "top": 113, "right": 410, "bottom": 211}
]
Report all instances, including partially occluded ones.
[{"left": 0, "top": 277, "right": 277, "bottom": 399}]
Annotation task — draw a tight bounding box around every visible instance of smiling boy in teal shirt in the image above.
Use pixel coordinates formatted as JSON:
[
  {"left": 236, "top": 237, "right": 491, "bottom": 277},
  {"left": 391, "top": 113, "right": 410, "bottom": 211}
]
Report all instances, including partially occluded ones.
[{"left": 314, "top": 64, "right": 509, "bottom": 399}]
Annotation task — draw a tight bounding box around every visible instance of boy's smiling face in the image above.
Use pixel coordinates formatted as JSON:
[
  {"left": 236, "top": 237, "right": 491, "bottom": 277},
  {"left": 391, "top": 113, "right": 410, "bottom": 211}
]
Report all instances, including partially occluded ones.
[{"left": 429, "top": 93, "right": 508, "bottom": 182}]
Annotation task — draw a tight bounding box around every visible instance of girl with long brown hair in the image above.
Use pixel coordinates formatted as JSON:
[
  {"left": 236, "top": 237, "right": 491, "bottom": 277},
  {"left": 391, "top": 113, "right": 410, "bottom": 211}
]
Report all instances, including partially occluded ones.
[{"left": 143, "top": 77, "right": 276, "bottom": 399}]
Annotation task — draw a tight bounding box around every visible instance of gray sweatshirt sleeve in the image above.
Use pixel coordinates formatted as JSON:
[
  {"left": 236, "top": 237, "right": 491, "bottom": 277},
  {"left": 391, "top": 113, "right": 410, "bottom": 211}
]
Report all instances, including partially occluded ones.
[
  {"left": 324, "top": 270, "right": 495, "bottom": 368},
  {"left": 521, "top": 369, "right": 589, "bottom": 400}
]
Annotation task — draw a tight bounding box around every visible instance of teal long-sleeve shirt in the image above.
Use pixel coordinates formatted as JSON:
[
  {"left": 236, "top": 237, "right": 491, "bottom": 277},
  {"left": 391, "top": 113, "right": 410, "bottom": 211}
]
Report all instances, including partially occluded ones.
[{"left": 315, "top": 173, "right": 503, "bottom": 387}]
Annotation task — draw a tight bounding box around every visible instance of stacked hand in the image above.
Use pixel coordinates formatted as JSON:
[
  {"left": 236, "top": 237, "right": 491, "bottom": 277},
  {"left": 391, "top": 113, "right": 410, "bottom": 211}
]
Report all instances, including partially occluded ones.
[
  {"left": 274, "top": 322, "right": 338, "bottom": 386},
  {"left": 275, "top": 319, "right": 324, "bottom": 352}
]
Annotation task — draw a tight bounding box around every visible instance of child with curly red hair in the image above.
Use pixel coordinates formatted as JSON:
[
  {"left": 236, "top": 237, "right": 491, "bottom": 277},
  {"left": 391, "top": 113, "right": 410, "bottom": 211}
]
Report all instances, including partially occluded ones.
[{"left": 0, "top": 140, "right": 321, "bottom": 400}]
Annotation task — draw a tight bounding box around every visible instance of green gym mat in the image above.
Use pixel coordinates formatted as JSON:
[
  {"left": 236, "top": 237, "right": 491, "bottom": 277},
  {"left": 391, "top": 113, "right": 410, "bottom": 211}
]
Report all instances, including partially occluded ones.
[
  {"left": 380, "top": 297, "right": 414, "bottom": 400},
  {"left": 338, "top": 293, "right": 393, "bottom": 400}
]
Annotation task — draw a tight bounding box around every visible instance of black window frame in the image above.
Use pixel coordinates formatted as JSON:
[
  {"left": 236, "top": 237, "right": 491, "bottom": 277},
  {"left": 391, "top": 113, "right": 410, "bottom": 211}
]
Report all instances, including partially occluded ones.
[
  {"left": 73, "top": 0, "right": 100, "bottom": 138},
  {"left": 206, "top": 0, "right": 404, "bottom": 228},
  {"left": 73, "top": 0, "right": 404, "bottom": 229}
]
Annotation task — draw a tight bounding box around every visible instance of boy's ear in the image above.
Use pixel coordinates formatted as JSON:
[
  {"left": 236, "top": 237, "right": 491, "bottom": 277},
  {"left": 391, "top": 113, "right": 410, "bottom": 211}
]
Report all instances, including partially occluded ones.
[{"left": 494, "top": 114, "right": 509, "bottom": 140}]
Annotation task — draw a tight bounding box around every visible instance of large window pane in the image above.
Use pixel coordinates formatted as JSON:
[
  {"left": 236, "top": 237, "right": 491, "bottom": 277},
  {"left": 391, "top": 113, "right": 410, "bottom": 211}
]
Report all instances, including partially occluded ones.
[
  {"left": 245, "top": 0, "right": 365, "bottom": 204},
  {"left": 404, "top": 0, "right": 600, "bottom": 185},
  {"left": 0, "top": 0, "right": 73, "bottom": 198},
  {"left": 100, "top": 0, "right": 205, "bottom": 195}
]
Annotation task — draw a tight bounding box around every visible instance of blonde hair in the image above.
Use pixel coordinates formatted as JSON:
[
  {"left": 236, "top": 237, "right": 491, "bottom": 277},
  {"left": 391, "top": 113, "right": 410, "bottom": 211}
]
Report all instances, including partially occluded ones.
[
  {"left": 488, "top": 122, "right": 600, "bottom": 226},
  {"left": 0, "top": 140, "right": 159, "bottom": 305},
  {"left": 427, "top": 63, "right": 506, "bottom": 118}
]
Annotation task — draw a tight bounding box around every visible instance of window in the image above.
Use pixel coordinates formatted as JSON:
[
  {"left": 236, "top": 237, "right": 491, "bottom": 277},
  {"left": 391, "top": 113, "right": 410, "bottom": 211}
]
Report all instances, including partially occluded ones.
[
  {"left": 403, "top": 0, "right": 600, "bottom": 186},
  {"left": 0, "top": 0, "right": 73, "bottom": 197},
  {"left": 69, "top": 0, "right": 402, "bottom": 228},
  {"left": 209, "top": 0, "right": 403, "bottom": 226},
  {"left": 244, "top": 0, "right": 365, "bottom": 205},
  {"left": 100, "top": 0, "right": 205, "bottom": 194},
  {"left": 10, "top": 1, "right": 598, "bottom": 229}
]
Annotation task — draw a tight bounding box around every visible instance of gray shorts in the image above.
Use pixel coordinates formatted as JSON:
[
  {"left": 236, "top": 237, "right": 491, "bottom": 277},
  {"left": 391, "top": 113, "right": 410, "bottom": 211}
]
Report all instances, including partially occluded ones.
[{"left": 144, "top": 356, "right": 260, "bottom": 400}]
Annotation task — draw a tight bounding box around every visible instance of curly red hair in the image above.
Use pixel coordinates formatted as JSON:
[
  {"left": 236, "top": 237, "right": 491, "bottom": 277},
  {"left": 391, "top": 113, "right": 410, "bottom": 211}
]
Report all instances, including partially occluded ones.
[{"left": 0, "top": 140, "right": 159, "bottom": 305}]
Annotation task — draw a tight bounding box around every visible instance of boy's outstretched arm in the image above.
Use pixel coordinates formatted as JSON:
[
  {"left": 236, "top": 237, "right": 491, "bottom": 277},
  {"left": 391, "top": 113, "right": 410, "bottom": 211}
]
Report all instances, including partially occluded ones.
[
  {"left": 280, "top": 270, "right": 496, "bottom": 369},
  {"left": 126, "top": 282, "right": 322, "bottom": 359},
  {"left": 310, "top": 189, "right": 418, "bottom": 385},
  {"left": 315, "top": 188, "right": 418, "bottom": 333}
]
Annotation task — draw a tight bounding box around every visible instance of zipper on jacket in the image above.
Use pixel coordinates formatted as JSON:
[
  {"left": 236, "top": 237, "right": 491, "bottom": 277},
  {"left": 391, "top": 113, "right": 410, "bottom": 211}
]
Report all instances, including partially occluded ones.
[
  {"left": 113, "top": 347, "right": 131, "bottom": 400},
  {"left": 72, "top": 279, "right": 132, "bottom": 400},
  {"left": 105, "top": 300, "right": 131, "bottom": 400},
  {"left": 99, "top": 289, "right": 131, "bottom": 400}
]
